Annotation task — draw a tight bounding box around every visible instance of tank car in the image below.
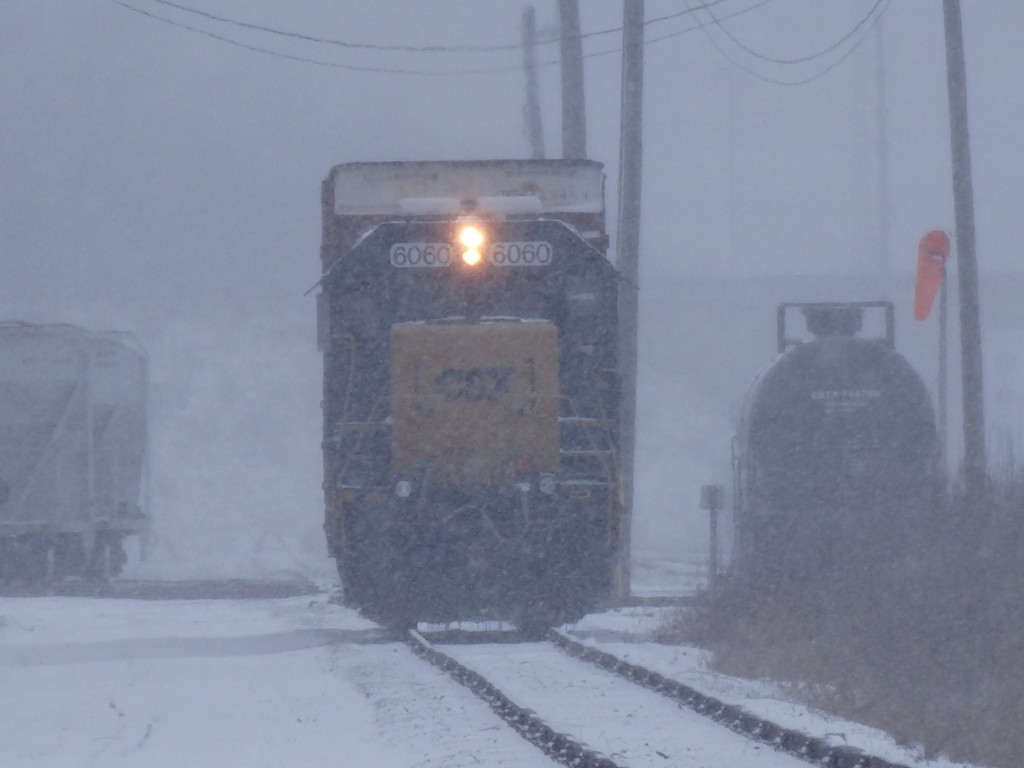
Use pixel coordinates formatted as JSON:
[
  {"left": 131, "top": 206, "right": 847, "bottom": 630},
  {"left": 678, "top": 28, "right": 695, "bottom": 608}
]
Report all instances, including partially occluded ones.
[
  {"left": 731, "top": 302, "right": 939, "bottom": 594},
  {"left": 317, "top": 160, "right": 621, "bottom": 630},
  {"left": 0, "top": 322, "right": 149, "bottom": 583}
]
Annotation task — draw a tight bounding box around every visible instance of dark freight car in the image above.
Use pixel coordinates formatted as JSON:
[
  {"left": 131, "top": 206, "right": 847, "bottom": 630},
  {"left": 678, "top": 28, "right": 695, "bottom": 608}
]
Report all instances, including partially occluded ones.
[
  {"left": 317, "top": 160, "right": 621, "bottom": 630},
  {"left": 732, "top": 302, "right": 940, "bottom": 594}
]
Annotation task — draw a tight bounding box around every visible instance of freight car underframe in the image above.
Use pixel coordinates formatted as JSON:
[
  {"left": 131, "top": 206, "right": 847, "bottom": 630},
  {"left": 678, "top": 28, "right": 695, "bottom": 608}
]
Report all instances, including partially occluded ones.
[{"left": 0, "top": 518, "right": 145, "bottom": 584}]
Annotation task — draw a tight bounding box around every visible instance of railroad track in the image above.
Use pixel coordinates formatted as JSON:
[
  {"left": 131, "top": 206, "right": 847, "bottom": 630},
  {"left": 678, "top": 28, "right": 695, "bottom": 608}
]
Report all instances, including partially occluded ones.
[
  {"left": 408, "top": 627, "right": 913, "bottom": 768},
  {"left": 0, "top": 578, "right": 321, "bottom": 600}
]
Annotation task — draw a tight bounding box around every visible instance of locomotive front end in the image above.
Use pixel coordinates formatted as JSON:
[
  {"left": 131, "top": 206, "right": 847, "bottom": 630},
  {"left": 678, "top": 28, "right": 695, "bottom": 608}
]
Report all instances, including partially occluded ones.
[{"left": 318, "top": 160, "right": 620, "bottom": 630}]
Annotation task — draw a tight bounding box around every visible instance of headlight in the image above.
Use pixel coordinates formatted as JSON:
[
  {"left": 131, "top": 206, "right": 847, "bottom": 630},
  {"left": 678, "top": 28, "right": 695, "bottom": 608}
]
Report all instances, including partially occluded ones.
[
  {"left": 395, "top": 479, "right": 413, "bottom": 498},
  {"left": 456, "top": 223, "right": 487, "bottom": 266},
  {"left": 458, "top": 225, "right": 485, "bottom": 249}
]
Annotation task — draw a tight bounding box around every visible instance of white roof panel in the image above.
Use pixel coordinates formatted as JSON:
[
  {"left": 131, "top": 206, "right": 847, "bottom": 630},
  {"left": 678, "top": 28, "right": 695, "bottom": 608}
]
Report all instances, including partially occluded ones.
[{"left": 332, "top": 160, "right": 604, "bottom": 217}]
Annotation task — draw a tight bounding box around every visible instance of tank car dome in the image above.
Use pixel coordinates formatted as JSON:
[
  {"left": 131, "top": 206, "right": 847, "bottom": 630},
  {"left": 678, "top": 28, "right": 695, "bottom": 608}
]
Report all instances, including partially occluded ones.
[{"left": 802, "top": 304, "right": 863, "bottom": 338}]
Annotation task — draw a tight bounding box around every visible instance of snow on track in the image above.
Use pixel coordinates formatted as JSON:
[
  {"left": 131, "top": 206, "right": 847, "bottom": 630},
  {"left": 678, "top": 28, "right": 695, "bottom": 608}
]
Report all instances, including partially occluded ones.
[{"left": 440, "top": 641, "right": 816, "bottom": 768}]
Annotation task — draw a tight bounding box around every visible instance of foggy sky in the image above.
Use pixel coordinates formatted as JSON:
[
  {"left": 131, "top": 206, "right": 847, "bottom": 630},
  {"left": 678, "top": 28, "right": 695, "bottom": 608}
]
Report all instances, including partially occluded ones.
[{"left": 3, "top": 0, "right": 1023, "bottom": 311}]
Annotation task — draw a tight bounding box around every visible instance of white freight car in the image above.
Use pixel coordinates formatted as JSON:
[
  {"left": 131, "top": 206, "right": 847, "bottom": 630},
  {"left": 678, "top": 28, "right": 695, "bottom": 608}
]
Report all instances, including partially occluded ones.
[{"left": 0, "top": 322, "right": 148, "bottom": 582}]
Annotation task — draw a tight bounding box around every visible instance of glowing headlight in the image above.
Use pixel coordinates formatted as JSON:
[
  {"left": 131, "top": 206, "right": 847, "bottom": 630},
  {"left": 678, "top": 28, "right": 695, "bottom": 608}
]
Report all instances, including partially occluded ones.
[
  {"left": 456, "top": 224, "right": 486, "bottom": 267},
  {"left": 458, "top": 225, "right": 485, "bottom": 249}
]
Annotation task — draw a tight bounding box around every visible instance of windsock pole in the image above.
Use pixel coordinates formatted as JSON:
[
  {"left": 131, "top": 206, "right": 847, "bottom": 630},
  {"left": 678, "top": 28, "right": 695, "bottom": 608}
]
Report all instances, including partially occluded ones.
[
  {"left": 916, "top": 229, "right": 951, "bottom": 477},
  {"left": 938, "top": 259, "right": 948, "bottom": 473}
]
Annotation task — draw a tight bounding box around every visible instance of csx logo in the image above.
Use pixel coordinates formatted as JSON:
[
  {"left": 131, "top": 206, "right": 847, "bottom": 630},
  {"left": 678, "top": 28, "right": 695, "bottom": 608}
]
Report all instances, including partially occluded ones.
[{"left": 434, "top": 367, "right": 516, "bottom": 401}]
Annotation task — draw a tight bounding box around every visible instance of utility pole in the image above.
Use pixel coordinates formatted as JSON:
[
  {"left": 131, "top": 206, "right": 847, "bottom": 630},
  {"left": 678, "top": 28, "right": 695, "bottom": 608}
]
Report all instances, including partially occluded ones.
[
  {"left": 558, "top": 0, "right": 586, "bottom": 158},
  {"left": 616, "top": 0, "right": 644, "bottom": 601},
  {"left": 874, "top": 16, "right": 891, "bottom": 274},
  {"left": 942, "top": 0, "right": 986, "bottom": 500},
  {"left": 521, "top": 7, "right": 545, "bottom": 160}
]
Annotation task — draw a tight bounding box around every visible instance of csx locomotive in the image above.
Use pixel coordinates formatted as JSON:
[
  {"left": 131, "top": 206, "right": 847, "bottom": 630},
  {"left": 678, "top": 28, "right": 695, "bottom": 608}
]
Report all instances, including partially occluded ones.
[
  {"left": 317, "top": 160, "right": 621, "bottom": 630},
  {"left": 731, "top": 302, "right": 940, "bottom": 594}
]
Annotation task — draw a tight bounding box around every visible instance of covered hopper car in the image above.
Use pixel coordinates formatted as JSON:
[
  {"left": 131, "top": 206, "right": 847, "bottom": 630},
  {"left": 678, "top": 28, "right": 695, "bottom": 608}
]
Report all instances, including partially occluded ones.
[
  {"left": 317, "top": 160, "right": 621, "bottom": 630},
  {"left": 731, "top": 302, "right": 940, "bottom": 595},
  {"left": 0, "top": 323, "right": 148, "bottom": 583}
]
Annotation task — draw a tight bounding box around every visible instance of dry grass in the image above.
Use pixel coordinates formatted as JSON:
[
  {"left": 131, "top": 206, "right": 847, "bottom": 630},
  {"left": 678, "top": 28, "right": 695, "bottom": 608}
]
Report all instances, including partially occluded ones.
[{"left": 677, "top": 477, "right": 1024, "bottom": 768}]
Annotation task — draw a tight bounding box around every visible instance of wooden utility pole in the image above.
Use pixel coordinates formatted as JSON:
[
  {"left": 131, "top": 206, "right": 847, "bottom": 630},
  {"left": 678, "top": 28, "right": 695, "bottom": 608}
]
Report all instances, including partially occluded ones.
[
  {"left": 874, "top": 17, "right": 891, "bottom": 274},
  {"left": 942, "top": 0, "right": 986, "bottom": 499},
  {"left": 521, "top": 7, "right": 545, "bottom": 160},
  {"left": 616, "top": 0, "right": 644, "bottom": 601},
  {"left": 558, "top": 0, "right": 586, "bottom": 158}
]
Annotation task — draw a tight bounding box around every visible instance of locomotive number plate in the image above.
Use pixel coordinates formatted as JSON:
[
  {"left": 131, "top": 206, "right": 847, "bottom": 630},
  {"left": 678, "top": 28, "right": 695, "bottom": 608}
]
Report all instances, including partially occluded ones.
[
  {"left": 389, "top": 243, "right": 453, "bottom": 267},
  {"left": 489, "top": 241, "right": 553, "bottom": 267},
  {"left": 388, "top": 241, "right": 554, "bottom": 267}
]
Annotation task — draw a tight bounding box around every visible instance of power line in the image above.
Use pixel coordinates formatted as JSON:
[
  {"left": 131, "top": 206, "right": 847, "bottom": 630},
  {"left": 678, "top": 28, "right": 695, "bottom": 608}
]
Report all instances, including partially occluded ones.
[
  {"left": 146, "top": 0, "right": 745, "bottom": 54},
  {"left": 108, "top": 0, "right": 777, "bottom": 78},
  {"left": 460, "top": 2, "right": 779, "bottom": 76},
  {"left": 106, "top": 0, "right": 473, "bottom": 75},
  {"left": 447, "top": 1, "right": 781, "bottom": 76},
  {"left": 595, "top": 0, "right": 777, "bottom": 59},
  {"left": 703, "top": 0, "right": 886, "bottom": 65},
  {"left": 148, "top": 0, "right": 519, "bottom": 53},
  {"left": 685, "top": 0, "right": 892, "bottom": 86}
]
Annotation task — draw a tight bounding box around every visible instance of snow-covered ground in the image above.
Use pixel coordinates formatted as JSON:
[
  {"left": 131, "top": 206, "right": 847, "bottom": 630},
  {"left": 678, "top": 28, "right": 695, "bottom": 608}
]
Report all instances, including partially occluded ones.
[
  {"left": 0, "top": 593, "right": 553, "bottom": 768},
  {"left": 0, "top": 595, "right": 981, "bottom": 768}
]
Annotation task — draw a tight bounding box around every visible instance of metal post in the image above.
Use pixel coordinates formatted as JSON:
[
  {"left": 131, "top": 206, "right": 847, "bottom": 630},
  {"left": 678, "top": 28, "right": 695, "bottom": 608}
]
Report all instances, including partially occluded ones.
[
  {"left": 938, "top": 263, "right": 948, "bottom": 475},
  {"left": 85, "top": 347, "right": 96, "bottom": 509},
  {"left": 558, "top": 0, "right": 587, "bottom": 159},
  {"left": 615, "top": 0, "right": 644, "bottom": 601},
  {"left": 521, "top": 6, "right": 545, "bottom": 160},
  {"left": 942, "top": 0, "right": 986, "bottom": 499},
  {"left": 701, "top": 484, "right": 722, "bottom": 593}
]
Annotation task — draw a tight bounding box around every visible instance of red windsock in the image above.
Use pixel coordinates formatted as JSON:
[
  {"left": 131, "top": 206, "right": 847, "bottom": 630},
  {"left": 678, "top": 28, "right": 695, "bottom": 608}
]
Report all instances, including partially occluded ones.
[{"left": 914, "top": 230, "right": 951, "bottom": 320}]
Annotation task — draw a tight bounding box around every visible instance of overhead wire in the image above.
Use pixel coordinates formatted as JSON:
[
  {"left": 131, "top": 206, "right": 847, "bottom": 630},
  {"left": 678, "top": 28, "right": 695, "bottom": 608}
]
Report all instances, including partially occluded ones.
[
  {"left": 581, "top": 0, "right": 777, "bottom": 63},
  {"left": 702, "top": 0, "right": 886, "bottom": 65},
  {"left": 106, "top": 0, "right": 462, "bottom": 75},
  {"left": 685, "top": 0, "right": 893, "bottom": 86},
  {"left": 108, "top": 0, "right": 779, "bottom": 78},
  {"left": 118, "top": 0, "right": 892, "bottom": 86},
  {"left": 145, "top": 0, "right": 747, "bottom": 54}
]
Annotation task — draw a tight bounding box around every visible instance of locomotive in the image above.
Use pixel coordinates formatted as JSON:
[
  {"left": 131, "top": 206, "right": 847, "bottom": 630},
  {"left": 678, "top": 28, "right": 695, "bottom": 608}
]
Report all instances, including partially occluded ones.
[
  {"left": 731, "top": 301, "right": 940, "bottom": 594},
  {"left": 0, "top": 322, "right": 149, "bottom": 583},
  {"left": 317, "top": 160, "right": 621, "bottom": 630}
]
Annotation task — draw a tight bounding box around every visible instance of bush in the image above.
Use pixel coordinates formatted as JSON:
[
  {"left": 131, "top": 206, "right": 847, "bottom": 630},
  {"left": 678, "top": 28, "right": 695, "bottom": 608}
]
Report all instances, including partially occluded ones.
[{"left": 690, "top": 475, "right": 1024, "bottom": 767}]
